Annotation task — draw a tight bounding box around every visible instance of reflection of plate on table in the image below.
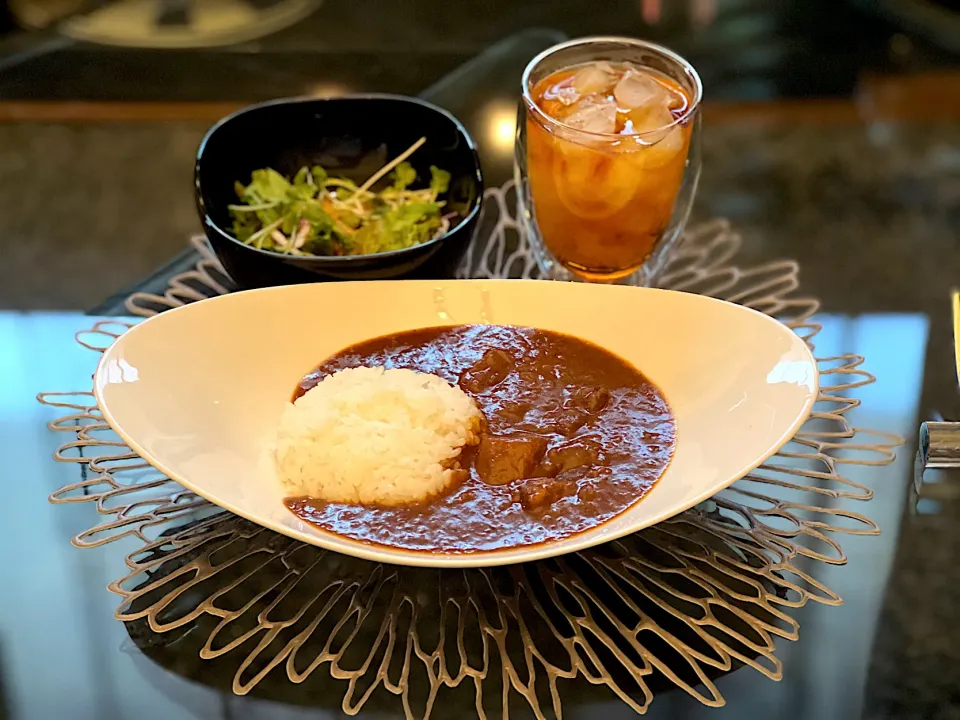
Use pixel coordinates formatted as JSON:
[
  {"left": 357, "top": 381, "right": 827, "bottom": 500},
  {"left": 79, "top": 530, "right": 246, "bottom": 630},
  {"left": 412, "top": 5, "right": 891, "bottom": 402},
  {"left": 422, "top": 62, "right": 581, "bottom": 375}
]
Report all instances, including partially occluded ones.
[
  {"left": 57, "top": 0, "right": 321, "bottom": 48},
  {"left": 93, "top": 279, "right": 817, "bottom": 568}
]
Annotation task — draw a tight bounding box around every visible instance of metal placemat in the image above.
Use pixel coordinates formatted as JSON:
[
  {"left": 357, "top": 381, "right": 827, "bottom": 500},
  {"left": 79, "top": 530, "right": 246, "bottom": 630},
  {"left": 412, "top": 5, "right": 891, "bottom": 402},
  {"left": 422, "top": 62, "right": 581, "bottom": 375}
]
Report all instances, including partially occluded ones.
[{"left": 40, "top": 182, "right": 901, "bottom": 718}]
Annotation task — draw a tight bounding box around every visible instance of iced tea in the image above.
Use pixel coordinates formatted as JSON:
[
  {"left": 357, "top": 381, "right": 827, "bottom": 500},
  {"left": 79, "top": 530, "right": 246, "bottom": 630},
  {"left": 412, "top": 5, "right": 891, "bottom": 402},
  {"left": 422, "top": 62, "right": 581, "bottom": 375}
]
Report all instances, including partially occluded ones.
[{"left": 526, "top": 61, "right": 694, "bottom": 281}]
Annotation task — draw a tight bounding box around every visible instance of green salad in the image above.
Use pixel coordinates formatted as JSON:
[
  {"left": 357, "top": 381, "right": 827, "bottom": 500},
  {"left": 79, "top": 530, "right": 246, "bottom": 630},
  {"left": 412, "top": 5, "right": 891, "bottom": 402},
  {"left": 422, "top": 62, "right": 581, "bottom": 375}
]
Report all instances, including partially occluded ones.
[{"left": 229, "top": 137, "right": 454, "bottom": 256}]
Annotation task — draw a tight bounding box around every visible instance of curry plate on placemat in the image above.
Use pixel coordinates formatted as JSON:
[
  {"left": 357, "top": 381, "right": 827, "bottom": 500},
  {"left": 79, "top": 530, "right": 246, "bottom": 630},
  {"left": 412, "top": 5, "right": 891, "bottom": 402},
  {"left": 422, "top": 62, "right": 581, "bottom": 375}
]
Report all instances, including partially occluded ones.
[{"left": 94, "top": 279, "right": 817, "bottom": 567}]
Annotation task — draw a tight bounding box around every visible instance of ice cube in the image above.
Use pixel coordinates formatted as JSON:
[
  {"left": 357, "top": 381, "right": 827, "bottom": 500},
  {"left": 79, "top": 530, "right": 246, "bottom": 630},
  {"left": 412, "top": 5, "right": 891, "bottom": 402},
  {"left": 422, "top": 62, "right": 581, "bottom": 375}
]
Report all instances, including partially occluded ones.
[
  {"left": 555, "top": 142, "right": 641, "bottom": 219},
  {"left": 544, "top": 81, "right": 581, "bottom": 106},
  {"left": 571, "top": 63, "right": 618, "bottom": 95},
  {"left": 613, "top": 70, "right": 668, "bottom": 110},
  {"left": 644, "top": 126, "right": 684, "bottom": 162},
  {"left": 563, "top": 98, "right": 617, "bottom": 134},
  {"left": 628, "top": 104, "right": 675, "bottom": 136},
  {"left": 632, "top": 109, "right": 685, "bottom": 166}
]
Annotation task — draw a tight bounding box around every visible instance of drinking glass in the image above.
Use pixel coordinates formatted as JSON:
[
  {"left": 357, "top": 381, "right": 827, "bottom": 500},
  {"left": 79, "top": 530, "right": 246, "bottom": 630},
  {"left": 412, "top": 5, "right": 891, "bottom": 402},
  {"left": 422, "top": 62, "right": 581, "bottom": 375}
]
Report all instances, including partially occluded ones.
[{"left": 515, "top": 37, "right": 702, "bottom": 285}]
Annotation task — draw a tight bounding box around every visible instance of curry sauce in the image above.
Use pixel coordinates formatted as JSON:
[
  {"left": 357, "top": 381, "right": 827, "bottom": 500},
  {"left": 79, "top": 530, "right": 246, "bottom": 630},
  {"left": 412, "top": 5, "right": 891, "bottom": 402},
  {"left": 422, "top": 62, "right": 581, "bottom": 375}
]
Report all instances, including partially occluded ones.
[{"left": 285, "top": 325, "right": 675, "bottom": 553}]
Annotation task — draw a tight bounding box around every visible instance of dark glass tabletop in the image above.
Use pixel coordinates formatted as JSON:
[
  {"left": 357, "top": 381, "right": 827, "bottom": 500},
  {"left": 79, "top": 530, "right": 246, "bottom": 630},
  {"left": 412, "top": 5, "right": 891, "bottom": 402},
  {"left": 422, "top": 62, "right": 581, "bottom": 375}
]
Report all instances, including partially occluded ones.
[{"left": 3, "top": 9, "right": 960, "bottom": 720}]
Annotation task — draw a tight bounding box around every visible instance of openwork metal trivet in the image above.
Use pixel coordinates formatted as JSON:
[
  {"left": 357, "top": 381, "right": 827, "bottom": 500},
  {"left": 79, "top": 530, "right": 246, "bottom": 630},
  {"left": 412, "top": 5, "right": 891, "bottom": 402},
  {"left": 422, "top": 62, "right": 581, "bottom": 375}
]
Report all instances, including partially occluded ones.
[{"left": 40, "top": 182, "right": 900, "bottom": 718}]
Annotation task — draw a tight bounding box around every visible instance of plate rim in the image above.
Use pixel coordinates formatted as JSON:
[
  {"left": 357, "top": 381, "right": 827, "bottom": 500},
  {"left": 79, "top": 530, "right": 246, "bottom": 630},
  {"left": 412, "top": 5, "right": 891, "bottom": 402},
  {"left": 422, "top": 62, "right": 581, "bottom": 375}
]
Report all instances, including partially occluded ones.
[{"left": 94, "top": 279, "right": 819, "bottom": 568}]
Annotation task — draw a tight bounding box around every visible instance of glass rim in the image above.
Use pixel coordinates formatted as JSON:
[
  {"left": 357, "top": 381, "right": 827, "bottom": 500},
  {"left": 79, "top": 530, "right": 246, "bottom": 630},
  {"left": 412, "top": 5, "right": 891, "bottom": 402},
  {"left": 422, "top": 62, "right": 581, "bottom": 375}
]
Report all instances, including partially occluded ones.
[{"left": 521, "top": 36, "right": 703, "bottom": 141}]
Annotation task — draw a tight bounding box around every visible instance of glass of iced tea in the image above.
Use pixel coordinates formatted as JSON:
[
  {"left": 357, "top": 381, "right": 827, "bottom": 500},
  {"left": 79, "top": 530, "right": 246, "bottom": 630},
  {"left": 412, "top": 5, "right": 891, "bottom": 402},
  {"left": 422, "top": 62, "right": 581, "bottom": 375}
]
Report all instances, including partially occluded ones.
[{"left": 516, "top": 37, "right": 702, "bottom": 284}]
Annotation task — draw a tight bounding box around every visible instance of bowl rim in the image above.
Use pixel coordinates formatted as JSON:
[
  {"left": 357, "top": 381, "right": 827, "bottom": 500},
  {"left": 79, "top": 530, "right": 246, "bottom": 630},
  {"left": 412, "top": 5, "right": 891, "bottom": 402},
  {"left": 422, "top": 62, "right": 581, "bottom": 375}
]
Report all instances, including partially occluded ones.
[{"left": 195, "top": 93, "right": 485, "bottom": 264}]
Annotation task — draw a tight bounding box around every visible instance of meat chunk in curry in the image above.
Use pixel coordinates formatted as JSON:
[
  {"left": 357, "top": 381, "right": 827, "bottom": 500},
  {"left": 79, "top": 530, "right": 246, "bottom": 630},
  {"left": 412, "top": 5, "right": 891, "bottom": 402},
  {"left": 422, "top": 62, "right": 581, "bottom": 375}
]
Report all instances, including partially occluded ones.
[
  {"left": 475, "top": 432, "right": 548, "bottom": 486},
  {"left": 460, "top": 348, "right": 514, "bottom": 393}
]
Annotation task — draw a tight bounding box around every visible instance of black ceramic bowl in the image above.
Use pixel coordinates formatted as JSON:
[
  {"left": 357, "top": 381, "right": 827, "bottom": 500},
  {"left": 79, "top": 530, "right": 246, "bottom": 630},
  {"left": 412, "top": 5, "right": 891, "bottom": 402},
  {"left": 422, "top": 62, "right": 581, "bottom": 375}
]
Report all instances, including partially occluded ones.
[{"left": 195, "top": 95, "right": 484, "bottom": 289}]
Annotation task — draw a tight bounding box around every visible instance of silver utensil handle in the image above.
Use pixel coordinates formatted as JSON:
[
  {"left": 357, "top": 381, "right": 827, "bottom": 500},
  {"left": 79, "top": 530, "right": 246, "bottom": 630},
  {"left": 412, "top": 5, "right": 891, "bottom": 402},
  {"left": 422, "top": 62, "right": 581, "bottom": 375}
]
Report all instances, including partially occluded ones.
[{"left": 919, "top": 421, "right": 960, "bottom": 468}]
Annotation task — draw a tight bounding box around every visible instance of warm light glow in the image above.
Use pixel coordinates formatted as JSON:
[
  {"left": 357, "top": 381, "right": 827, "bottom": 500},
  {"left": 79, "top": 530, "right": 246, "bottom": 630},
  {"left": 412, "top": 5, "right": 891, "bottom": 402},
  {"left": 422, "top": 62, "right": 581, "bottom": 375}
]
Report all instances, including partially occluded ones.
[
  {"left": 486, "top": 103, "right": 517, "bottom": 155},
  {"left": 307, "top": 82, "right": 349, "bottom": 98}
]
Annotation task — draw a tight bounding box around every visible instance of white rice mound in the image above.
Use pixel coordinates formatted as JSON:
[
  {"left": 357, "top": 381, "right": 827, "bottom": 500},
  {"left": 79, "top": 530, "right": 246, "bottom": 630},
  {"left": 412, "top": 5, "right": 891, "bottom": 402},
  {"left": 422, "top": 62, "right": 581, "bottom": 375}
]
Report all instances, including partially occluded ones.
[{"left": 276, "top": 366, "right": 483, "bottom": 506}]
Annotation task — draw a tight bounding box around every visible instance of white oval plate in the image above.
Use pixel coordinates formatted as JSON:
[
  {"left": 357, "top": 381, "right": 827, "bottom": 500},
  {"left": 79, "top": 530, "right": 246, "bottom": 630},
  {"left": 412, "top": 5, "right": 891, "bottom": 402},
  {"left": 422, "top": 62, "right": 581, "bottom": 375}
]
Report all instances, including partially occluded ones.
[{"left": 95, "top": 280, "right": 817, "bottom": 567}]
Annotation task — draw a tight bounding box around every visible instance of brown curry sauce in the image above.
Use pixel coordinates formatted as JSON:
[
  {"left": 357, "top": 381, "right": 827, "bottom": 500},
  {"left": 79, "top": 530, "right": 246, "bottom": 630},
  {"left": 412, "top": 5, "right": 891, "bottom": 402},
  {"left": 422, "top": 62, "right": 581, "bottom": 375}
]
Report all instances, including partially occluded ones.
[{"left": 285, "top": 325, "right": 675, "bottom": 553}]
